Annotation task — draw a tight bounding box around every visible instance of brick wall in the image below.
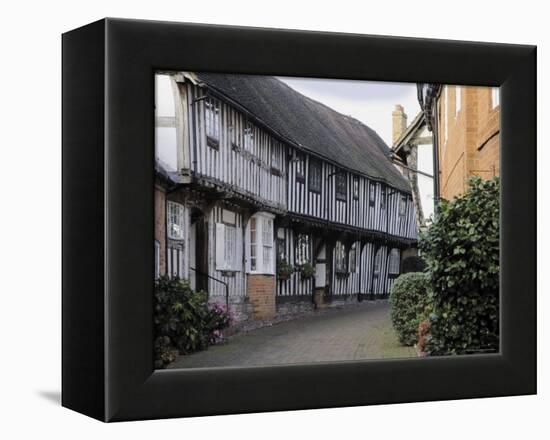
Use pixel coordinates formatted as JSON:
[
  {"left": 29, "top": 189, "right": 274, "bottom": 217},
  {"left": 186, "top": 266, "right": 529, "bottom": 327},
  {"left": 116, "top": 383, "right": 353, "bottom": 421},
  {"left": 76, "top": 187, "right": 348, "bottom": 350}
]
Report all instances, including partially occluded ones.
[
  {"left": 154, "top": 184, "right": 166, "bottom": 276},
  {"left": 437, "top": 86, "right": 500, "bottom": 200},
  {"left": 247, "top": 274, "right": 276, "bottom": 320}
]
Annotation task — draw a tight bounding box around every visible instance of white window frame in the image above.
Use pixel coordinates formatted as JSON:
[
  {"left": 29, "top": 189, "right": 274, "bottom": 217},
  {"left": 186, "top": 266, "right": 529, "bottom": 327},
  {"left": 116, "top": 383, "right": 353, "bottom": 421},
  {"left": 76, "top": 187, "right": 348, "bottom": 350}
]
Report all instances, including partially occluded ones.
[
  {"left": 373, "top": 248, "right": 382, "bottom": 276},
  {"left": 215, "top": 222, "right": 241, "bottom": 271},
  {"left": 491, "top": 87, "right": 500, "bottom": 109},
  {"left": 246, "top": 212, "right": 275, "bottom": 275},
  {"left": 455, "top": 86, "right": 461, "bottom": 116},
  {"left": 167, "top": 201, "right": 185, "bottom": 240},
  {"left": 369, "top": 182, "right": 376, "bottom": 206},
  {"left": 388, "top": 248, "right": 400, "bottom": 275}
]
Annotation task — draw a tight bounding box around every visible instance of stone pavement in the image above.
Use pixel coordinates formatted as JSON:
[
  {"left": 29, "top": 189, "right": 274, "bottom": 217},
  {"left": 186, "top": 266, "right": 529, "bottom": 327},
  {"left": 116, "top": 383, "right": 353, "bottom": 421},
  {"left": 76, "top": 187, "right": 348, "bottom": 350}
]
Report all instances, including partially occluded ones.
[{"left": 168, "top": 300, "right": 416, "bottom": 369}]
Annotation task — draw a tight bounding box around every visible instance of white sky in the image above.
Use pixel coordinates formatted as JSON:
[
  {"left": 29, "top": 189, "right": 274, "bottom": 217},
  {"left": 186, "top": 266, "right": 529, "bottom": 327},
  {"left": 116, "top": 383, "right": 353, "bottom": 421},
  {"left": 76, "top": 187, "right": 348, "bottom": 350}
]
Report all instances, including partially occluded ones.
[{"left": 278, "top": 76, "right": 434, "bottom": 219}]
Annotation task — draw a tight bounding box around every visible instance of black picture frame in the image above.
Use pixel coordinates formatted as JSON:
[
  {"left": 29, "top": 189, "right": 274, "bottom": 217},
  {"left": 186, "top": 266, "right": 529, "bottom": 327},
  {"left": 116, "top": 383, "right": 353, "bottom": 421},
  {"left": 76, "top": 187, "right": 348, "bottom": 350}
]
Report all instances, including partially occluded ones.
[{"left": 62, "top": 18, "right": 536, "bottom": 422}]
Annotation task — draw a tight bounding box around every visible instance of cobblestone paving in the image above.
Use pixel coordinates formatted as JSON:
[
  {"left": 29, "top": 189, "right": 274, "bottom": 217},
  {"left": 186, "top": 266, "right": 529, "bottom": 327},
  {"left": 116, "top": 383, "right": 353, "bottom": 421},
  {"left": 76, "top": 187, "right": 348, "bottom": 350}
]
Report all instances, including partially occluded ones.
[{"left": 168, "top": 300, "right": 416, "bottom": 369}]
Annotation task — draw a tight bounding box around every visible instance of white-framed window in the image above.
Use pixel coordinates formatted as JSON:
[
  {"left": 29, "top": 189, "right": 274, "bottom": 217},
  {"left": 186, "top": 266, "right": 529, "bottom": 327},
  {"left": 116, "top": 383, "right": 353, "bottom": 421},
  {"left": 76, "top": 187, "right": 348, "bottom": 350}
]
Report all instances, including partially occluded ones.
[
  {"left": 205, "top": 97, "right": 220, "bottom": 148},
  {"left": 215, "top": 223, "right": 241, "bottom": 271},
  {"left": 349, "top": 242, "right": 358, "bottom": 273},
  {"left": 167, "top": 201, "right": 185, "bottom": 240},
  {"left": 444, "top": 86, "right": 449, "bottom": 144},
  {"left": 154, "top": 240, "right": 161, "bottom": 279},
  {"left": 335, "top": 241, "right": 347, "bottom": 273},
  {"left": 455, "top": 86, "right": 461, "bottom": 115},
  {"left": 399, "top": 195, "right": 407, "bottom": 217},
  {"left": 388, "top": 248, "right": 400, "bottom": 275},
  {"left": 167, "top": 243, "right": 184, "bottom": 279},
  {"left": 246, "top": 212, "right": 275, "bottom": 274},
  {"left": 294, "top": 233, "right": 311, "bottom": 266},
  {"left": 491, "top": 87, "right": 500, "bottom": 109}
]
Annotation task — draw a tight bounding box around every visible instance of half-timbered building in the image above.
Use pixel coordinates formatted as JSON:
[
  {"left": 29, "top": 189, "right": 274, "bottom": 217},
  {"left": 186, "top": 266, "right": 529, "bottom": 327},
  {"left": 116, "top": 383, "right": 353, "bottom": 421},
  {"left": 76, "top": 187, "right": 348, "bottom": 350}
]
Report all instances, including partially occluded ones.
[{"left": 154, "top": 72, "right": 417, "bottom": 322}]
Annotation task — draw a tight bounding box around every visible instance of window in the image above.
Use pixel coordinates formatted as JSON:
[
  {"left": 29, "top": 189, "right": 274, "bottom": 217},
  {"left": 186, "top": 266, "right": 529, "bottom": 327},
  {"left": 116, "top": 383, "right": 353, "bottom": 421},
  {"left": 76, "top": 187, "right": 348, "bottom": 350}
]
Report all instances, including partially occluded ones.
[
  {"left": 380, "top": 186, "right": 387, "bottom": 210},
  {"left": 491, "top": 87, "right": 500, "bottom": 109},
  {"left": 349, "top": 242, "right": 358, "bottom": 273},
  {"left": 167, "top": 243, "right": 184, "bottom": 279},
  {"left": 353, "top": 176, "right": 359, "bottom": 200},
  {"left": 154, "top": 240, "right": 160, "bottom": 279},
  {"left": 205, "top": 98, "right": 220, "bottom": 148},
  {"left": 443, "top": 86, "right": 448, "bottom": 144},
  {"left": 335, "top": 241, "right": 347, "bottom": 273},
  {"left": 262, "top": 217, "right": 274, "bottom": 271},
  {"left": 271, "top": 141, "right": 281, "bottom": 175},
  {"left": 455, "top": 86, "right": 461, "bottom": 115},
  {"left": 167, "top": 201, "right": 185, "bottom": 240},
  {"left": 399, "top": 195, "right": 407, "bottom": 216},
  {"left": 247, "top": 212, "right": 275, "bottom": 274},
  {"left": 244, "top": 125, "right": 254, "bottom": 152},
  {"left": 308, "top": 158, "right": 322, "bottom": 193},
  {"left": 295, "top": 152, "right": 305, "bottom": 183},
  {"left": 215, "top": 223, "right": 241, "bottom": 271},
  {"left": 369, "top": 182, "right": 376, "bottom": 206},
  {"left": 294, "top": 233, "right": 311, "bottom": 266},
  {"left": 276, "top": 228, "right": 286, "bottom": 263},
  {"left": 388, "top": 248, "right": 400, "bottom": 275},
  {"left": 335, "top": 172, "right": 347, "bottom": 202},
  {"left": 373, "top": 248, "right": 382, "bottom": 275}
]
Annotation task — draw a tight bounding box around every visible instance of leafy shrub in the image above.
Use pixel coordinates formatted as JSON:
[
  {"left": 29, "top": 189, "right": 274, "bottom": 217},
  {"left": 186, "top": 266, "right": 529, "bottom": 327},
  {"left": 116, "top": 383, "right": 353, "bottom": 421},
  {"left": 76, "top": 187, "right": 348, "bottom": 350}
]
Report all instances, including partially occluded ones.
[
  {"left": 401, "top": 255, "right": 427, "bottom": 274},
  {"left": 420, "top": 177, "right": 499, "bottom": 355},
  {"left": 277, "top": 259, "right": 294, "bottom": 279},
  {"left": 154, "top": 277, "right": 231, "bottom": 368},
  {"left": 389, "top": 272, "right": 430, "bottom": 346},
  {"left": 299, "top": 262, "right": 316, "bottom": 279}
]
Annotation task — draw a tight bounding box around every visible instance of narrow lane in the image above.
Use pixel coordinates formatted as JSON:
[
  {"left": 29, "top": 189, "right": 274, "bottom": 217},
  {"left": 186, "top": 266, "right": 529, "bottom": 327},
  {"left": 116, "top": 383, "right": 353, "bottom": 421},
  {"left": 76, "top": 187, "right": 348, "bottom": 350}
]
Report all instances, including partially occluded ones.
[{"left": 168, "top": 301, "right": 416, "bottom": 369}]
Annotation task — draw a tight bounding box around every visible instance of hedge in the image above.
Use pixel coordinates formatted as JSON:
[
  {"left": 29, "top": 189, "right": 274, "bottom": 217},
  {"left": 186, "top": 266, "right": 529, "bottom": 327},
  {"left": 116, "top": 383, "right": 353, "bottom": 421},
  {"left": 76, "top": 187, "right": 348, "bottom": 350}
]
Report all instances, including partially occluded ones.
[
  {"left": 389, "top": 272, "right": 430, "bottom": 346},
  {"left": 420, "top": 177, "right": 499, "bottom": 355}
]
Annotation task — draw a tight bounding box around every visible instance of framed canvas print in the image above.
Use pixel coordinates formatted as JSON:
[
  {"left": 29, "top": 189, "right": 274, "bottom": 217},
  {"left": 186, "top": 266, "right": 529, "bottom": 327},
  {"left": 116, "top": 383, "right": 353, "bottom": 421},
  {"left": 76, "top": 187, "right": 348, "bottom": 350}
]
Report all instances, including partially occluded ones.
[{"left": 62, "top": 18, "right": 536, "bottom": 422}]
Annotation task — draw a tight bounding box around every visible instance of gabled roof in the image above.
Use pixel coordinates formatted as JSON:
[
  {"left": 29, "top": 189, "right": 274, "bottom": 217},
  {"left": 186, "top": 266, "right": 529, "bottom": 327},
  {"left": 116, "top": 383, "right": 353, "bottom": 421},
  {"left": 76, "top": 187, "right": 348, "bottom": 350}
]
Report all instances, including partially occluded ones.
[
  {"left": 392, "top": 111, "right": 426, "bottom": 155},
  {"left": 193, "top": 73, "right": 411, "bottom": 193}
]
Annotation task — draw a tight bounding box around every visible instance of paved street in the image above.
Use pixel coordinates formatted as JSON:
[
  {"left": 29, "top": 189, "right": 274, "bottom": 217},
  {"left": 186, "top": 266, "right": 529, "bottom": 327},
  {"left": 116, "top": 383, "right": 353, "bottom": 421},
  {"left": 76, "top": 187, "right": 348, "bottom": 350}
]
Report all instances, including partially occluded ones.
[{"left": 168, "top": 300, "right": 416, "bottom": 369}]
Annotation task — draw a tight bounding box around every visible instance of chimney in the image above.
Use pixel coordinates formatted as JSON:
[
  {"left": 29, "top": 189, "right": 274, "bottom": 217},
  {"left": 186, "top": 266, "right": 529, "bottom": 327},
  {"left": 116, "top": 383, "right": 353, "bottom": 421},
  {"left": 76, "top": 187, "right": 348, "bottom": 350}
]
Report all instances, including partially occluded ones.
[{"left": 392, "top": 104, "right": 407, "bottom": 146}]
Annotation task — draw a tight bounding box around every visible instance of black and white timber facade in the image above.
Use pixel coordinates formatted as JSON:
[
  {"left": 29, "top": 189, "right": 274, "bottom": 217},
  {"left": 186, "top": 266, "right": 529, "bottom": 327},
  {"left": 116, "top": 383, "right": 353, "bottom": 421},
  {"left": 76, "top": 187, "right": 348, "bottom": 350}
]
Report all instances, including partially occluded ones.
[{"left": 154, "top": 72, "right": 417, "bottom": 322}]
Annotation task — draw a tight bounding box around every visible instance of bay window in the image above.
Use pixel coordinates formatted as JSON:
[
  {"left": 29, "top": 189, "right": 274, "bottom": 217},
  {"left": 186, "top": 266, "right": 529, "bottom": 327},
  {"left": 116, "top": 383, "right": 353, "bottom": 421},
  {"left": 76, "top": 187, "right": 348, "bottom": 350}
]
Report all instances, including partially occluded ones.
[{"left": 246, "top": 212, "right": 275, "bottom": 274}]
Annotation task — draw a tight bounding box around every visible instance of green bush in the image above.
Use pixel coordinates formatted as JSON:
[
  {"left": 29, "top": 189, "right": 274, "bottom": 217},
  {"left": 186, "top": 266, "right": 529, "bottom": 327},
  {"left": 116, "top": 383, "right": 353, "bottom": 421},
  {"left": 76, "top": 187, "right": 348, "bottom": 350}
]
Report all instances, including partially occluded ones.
[
  {"left": 154, "top": 277, "right": 231, "bottom": 368},
  {"left": 390, "top": 272, "right": 430, "bottom": 346},
  {"left": 420, "top": 177, "right": 499, "bottom": 355}
]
